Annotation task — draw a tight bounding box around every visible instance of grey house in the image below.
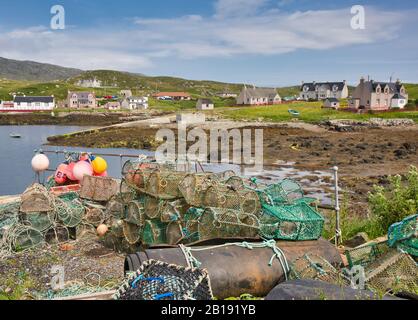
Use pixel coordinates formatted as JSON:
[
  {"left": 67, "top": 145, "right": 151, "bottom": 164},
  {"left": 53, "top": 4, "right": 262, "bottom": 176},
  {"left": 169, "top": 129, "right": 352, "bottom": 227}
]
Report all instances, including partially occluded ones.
[
  {"left": 237, "top": 87, "right": 281, "bottom": 105},
  {"left": 196, "top": 98, "right": 214, "bottom": 110},
  {"left": 67, "top": 91, "right": 97, "bottom": 108},
  {"left": 348, "top": 78, "right": 409, "bottom": 111},
  {"left": 300, "top": 81, "right": 348, "bottom": 101}
]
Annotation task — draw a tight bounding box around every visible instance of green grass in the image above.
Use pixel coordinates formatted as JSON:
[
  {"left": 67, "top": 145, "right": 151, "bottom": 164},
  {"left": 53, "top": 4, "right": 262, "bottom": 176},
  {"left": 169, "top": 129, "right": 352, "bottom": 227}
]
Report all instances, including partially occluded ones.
[{"left": 217, "top": 102, "right": 418, "bottom": 123}]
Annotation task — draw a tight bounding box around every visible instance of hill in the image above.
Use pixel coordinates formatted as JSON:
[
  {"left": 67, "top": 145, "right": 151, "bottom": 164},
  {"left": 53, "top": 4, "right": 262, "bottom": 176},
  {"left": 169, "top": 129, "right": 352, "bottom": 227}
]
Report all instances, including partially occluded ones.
[{"left": 0, "top": 57, "right": 82, "bottom": 82}]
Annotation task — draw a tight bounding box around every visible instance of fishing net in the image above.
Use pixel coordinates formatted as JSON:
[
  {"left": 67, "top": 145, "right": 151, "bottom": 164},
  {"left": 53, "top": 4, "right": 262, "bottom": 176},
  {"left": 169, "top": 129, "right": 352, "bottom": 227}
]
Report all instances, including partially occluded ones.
[
  {"left": 105, "top": 195, "right": 127, "bottom": 220},
  {"left": 344, "top": 241, "right": 392, "bottom": 269},
  {"left": 2, "top": 223, "right": 44, "bottom": 252},
  {"left": 260, "top": 202, "right": 324, "bottom": 241},
  {"left": 365, "top": 251, "right": 418, "bottom": 294},
  {"left": 55, "top": 193, "right": 85, "bottom": 228},
  {"left": 123, "top": 200, "right": 146, "bottom": 245},
  {"left": 20, "top": 211, "right": 56, "bottom": 232},
  {"left": 114, "top": 259, "right": 213, "bottom": 300},
  {"left": 181, "top": 208, "right": 205, "bottom": 243},
  {"left": 289, "top": 254, "right": 350, "bottom": 287},
  {"left": 388, "top": 214, "right": 417, "bottom": 257},
  {"left": 0, "top": 201, "right": 20, "bottom": 239},
  {"left": 197, "top": 208, "right": 260, "bottom": 241}
]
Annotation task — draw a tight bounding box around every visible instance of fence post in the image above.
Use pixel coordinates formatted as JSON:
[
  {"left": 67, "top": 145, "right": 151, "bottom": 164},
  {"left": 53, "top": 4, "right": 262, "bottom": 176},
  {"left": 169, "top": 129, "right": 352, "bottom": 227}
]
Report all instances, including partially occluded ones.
[{"left": 333, "top": 166, "right": 342, "bottom": 246}]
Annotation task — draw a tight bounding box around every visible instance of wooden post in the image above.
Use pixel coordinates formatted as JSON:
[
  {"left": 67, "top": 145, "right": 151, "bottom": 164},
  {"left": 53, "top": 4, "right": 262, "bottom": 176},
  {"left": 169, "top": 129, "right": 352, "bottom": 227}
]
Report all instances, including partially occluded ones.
[{"left": 333, "top": 166, "right": 342, "bottom": 246}]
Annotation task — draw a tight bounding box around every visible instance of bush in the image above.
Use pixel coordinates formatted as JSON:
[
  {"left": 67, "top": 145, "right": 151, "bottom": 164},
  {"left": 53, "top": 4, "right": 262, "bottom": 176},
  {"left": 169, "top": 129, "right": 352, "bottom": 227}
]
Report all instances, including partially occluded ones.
[{"left": 368, "top": 166, "right": 418, "bottom": 235}]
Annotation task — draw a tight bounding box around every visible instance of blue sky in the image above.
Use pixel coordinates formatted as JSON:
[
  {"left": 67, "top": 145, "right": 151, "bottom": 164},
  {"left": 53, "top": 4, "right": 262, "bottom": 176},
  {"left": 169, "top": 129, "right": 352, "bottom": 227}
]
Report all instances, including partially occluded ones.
[{"left": 0, "top": 0, "right": 417, "bottom": 86}]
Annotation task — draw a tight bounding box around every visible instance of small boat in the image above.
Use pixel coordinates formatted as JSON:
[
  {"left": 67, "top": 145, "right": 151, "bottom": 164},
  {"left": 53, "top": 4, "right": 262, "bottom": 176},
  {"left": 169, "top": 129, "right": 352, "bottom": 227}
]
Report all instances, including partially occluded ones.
[
  {"left": 9, "top": 133, "right": 22, "bottom": 138},
  {"left": 288, "top": 109, "right": 300, "bottom": 117}
]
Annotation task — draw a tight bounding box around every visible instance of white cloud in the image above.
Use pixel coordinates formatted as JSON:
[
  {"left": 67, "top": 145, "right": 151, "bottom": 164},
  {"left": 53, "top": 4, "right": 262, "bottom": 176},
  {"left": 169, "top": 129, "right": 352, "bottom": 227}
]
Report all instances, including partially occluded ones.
[{"left": 0, "top": 2, "right": 413, "bottom": 72}]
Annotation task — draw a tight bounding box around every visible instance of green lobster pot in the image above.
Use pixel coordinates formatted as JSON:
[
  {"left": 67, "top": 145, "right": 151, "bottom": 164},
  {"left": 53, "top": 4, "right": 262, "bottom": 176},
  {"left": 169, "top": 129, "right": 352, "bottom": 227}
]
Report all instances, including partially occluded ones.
[
  {"left": 10, "top": 225, "right": 44, "bottom": 251},
  {"left": 20, "top": 211, "right": 55, "bottom": 232},
  {"left": 260, "top": 202, "right": 324, "bottom": 241},
  {"left": 142, "top": 220, "right": 167, "bottom": 246}
]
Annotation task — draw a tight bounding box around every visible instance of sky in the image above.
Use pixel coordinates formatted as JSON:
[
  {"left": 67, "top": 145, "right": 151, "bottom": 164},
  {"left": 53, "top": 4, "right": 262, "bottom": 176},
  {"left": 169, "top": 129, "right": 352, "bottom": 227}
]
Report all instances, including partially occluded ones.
[{"left": 0, "top": 0, "right": 417, "bottom": 86}]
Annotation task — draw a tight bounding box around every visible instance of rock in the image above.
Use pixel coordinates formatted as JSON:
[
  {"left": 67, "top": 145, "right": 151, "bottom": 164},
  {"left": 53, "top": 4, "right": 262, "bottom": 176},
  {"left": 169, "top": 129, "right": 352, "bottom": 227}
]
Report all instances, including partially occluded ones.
[{"left": 344, "top": 232, "right": 369, "bottom": 248}]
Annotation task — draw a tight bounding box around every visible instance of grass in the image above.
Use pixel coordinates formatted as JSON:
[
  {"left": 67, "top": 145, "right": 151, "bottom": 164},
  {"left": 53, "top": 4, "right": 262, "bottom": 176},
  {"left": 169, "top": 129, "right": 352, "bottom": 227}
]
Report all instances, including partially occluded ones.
[{"left": 216, "top": 101, "right": 418, "bottom": 123}]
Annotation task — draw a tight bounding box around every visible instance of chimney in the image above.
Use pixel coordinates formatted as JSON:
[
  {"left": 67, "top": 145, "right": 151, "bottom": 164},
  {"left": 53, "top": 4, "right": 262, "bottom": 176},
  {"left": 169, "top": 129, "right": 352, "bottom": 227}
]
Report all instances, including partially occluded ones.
[{"left": 360, "top": 77, "right": 365, "bottom": 84}]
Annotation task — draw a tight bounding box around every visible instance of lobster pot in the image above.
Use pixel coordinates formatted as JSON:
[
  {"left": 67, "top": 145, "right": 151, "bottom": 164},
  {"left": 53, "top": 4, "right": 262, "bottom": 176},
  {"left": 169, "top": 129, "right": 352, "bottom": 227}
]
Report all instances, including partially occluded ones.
[
  {"left": 123, "top": 222, "right": 142, "bottom": 245},
  {"left": 144, "top": 196, "right": 163, "bottom": 220},
  {"left": 203, "top": 185, "right": 261, "bottom": 216},
  {"left": 20, "top": 184, "right": 54, "bottom": 213},
  {"left": 181, "top": 208, "right": 204, "bottom": 243},
  {"left": 20, "top": 211, "right": 55, "bottom": 232},
  {"left": 344, "top": 241, "right": 391, "bottom": 269},
  {"left": 84, "top": 207, "right": 105, "bottom": 227},
  {"left": 289, "top": 254, "right": 350, "bottom": 287},
  {"left": 145, "top": 171, "right": 187, "bottom": 200},
  {"left": 212, "top": 170, "right": 236, "bottom": 180},
  {"left": 7, "top": 224, "right": 44, "bottom": 251},
  {"left": 388, "top": 214, "right": 417, "bottom": 257},
  {"left": 260, "top": 203, "right": 324, "bottom": 241},
  {"left": 365, "top": 251, "right": 418, "bottom": 294},
  {"left": 44, "top": 225, "right": 70, "bottom": 244},
  {"left": 106, "top": 195, "right": 127, "bottom": 220},
  {"left": 55, "top": 196, "right": 85, "bottom": 228},
  {"left": 160, "top": 199, "right": 189, "bottom": 223},
  {"left": 142, "top": 220, "right": 167, "bottom": 246},
  {"left": 76, "top": 223, "right": 96, "bottom": 239},
  {"left": 110, "top": 219, "right": 125, "bottom": 238},
  {"left": 115, "top": 260, "right": 213, "bottom": 301},
  {"left": 166, "top": 221, "right": 185, "bottom": 245},
  {"left": 125, "top": 200, "right": 145, "bottom": 225},
  {"left": 178, "top": 173, "right": 218, "bottom": 207},
  {"left": 198, "top": 208, "right": 259, "bottom": 241}
]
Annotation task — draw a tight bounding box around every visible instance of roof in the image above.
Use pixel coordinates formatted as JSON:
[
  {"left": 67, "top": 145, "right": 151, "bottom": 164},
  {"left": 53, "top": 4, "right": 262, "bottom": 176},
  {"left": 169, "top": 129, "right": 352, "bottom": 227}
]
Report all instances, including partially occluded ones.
[
  {"left": 153, "top": 92, "right": 191, "bottom": 97},
  {"left": 301, "top": 82, "right": 346, "bottom": 92},
  {"left": 241, "top": 87, "right": 279, "bottom": 99},
  {"left": 392, "top": 93, "right": 406, "bottom": 99},
  {"left": 198, "top": 98, "right": 213, "bottom": 104},
  {"left": 68, "top": 91, "right": 95, "bottom": 99},
  {"left": 14, "top": 96, "right": 54, "bottom": 103},
  {"left": 325, "top": 98, "right": 340, "bottom": 102}
]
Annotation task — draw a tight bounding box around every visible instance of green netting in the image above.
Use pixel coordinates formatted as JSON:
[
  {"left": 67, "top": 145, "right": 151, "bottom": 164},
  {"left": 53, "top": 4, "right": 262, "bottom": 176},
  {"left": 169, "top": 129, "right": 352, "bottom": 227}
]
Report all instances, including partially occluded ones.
[
  {"left": 142, "top": 220, "right": 168, "bottom": 245},
  {"left": 388, "top": 214, "right": 417, "bottom": 257},
  {"left": 3, "top": 224, "right": 44, "bottom": 251},
  {"left": 20, "top": 211, "right": 56, "bottom": 232},
  {"left": 260, "top": 202, "right": 324, "bottom": 241},
  {"left": 55, "top": 193, "right": 85, "bottom": 228},
  {"left": 344, "top": 241, "right": 392, "bottom": 269},
  {"left": 256, "top": 179, "right": 317, "bottom": 207}
]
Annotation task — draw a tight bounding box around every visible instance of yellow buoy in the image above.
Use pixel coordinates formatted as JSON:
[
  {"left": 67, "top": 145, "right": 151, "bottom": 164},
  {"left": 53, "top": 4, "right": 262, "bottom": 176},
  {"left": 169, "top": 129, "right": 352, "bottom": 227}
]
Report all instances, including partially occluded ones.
[{"left": 92, "top": 157, "right": 108, "bottom": 174}]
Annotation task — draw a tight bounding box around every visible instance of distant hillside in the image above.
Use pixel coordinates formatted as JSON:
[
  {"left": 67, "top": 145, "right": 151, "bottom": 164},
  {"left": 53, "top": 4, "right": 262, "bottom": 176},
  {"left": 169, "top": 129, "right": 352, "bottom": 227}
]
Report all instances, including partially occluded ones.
[
  {"left": 0, "top": 57, "right": 82, "bottom": 82},
  {"left": 71, "top": 70, "right": 244, "bottom": 96}
]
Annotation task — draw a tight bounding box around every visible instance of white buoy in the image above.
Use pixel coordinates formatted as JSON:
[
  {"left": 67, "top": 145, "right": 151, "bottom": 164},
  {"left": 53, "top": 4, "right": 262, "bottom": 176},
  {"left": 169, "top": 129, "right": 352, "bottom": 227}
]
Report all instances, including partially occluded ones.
[{"left": 31, "top": 154, "right": 50, "bottom": 173}]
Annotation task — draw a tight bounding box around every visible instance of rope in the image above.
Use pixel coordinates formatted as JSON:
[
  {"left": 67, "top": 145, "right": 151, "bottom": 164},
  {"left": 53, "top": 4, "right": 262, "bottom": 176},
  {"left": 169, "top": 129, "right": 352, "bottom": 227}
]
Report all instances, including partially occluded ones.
[{"left": 178, "top": 240, "right": 290, "bottom": 280}]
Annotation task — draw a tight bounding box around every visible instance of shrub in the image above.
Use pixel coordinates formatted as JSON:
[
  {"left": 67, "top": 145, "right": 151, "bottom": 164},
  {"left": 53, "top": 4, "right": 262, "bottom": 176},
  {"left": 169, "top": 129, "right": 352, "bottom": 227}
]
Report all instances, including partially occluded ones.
[{"left": 368, "top": 166, "right": 418, "bottom": 235}]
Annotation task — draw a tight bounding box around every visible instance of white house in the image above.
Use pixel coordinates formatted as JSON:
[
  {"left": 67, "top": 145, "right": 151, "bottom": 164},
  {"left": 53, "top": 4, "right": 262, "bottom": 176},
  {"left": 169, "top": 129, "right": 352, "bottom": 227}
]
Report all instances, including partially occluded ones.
[
  {"left": 300, "top": 81, "right": 348, "bottom": 101},
  {"left": 237, "top": 87, "right": 281, "bottom": 105},
  {"left": 76, "top": 78, "right": 102, "bottom": 88},
  {"left": 196, "top": 98, "right": 214, "bottom": 110},
  {"left": 0, "top": 96, "right": 55, "bottom": 112},
  {"left": 121, "top": 96, "right": 149, "bottom": 110},
  {"left": 323, "top": 98, "right": 340, "bottom": 109}
]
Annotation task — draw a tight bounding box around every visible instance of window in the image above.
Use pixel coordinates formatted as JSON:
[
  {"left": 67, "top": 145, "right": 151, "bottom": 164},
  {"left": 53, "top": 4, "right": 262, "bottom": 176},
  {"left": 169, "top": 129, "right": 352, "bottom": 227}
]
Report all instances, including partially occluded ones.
[
  {"left": 377, "top": 99, "right": 380, "bottom": 105},
  {"left": 376, "top": 87, "right": 381, "bottom": 93}
]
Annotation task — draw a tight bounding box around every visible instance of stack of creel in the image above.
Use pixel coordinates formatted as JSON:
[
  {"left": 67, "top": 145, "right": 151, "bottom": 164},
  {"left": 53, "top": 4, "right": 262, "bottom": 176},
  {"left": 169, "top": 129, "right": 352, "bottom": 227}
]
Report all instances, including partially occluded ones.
[{"left": 388, "top": 214, "right": 417, "bottom": 257}]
